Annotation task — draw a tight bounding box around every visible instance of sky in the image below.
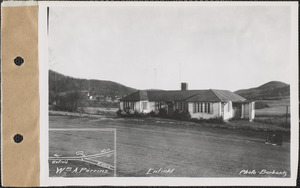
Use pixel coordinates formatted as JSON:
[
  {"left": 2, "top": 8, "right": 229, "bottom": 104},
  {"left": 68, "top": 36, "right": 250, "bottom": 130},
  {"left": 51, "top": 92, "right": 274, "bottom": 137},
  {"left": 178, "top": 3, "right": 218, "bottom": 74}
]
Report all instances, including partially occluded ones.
[{"left": 48, "top": 4, "right": 292, "bottom": 91}]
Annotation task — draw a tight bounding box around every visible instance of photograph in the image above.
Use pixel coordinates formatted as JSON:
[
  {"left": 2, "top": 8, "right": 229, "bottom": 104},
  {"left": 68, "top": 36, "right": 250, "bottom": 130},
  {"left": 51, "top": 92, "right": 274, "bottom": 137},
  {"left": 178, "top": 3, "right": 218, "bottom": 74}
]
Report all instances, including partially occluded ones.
[{"left": 45, "top": 2, "right": 294, "bottom": 180}]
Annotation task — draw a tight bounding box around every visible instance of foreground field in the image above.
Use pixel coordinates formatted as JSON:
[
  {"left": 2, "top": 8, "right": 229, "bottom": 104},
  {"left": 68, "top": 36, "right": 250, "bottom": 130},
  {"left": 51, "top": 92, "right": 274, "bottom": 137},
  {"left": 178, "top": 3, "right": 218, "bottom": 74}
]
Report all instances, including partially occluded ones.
[{"left": 49, "top": 115, "right": 290, "bottom": 177}]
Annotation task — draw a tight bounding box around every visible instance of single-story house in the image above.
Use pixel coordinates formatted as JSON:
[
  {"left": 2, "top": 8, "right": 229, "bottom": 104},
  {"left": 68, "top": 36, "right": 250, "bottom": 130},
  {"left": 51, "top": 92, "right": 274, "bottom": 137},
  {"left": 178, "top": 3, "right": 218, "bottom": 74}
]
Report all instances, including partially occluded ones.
[{"left": 119, "top": 83, "right": 255, "bottom": 121}]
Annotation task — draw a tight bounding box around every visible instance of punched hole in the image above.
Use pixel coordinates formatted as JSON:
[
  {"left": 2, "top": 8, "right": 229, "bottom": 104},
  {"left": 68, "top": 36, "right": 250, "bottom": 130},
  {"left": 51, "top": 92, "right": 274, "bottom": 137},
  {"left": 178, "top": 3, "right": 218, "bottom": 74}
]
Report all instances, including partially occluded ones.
[
  {"left": 13, "top": 134, "right": 23, "bottom": 143},
  {"left": 14, "top": 56, "right": 24, "bottom": 66}
]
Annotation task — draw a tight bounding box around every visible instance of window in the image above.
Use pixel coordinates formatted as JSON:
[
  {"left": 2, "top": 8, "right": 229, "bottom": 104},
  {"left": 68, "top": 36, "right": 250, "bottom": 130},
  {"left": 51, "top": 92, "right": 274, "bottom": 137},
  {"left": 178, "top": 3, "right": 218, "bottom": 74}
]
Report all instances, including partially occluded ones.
[
  {"left": 227, "top": 102, "right": 231, "bottom": 112},
  {"left": 176, "top": 102, "right": 185, "bottom": 110},
  {"left": 155, "top": 102, "right": 164, "bottom": 110},
  {"left": 195, "top": 103, "right": 201, "bottom": 113},
  {"left": 204, "top": 103, "right": 210, "bottom": 113},
  {"left": 195, "top": 103, "right": 202, "bottom": 113},
  {"left": 195, "top": 103, "right": 211, "bottom": 113},
  {"left": 200, "top": 103, "right": 203, "bottom": 113},
  {"left": 142, "top": 102, "right": 147, "bottom": 110},
  {"left": 124, "top": 102, "right": 135, "bottom": 110}
]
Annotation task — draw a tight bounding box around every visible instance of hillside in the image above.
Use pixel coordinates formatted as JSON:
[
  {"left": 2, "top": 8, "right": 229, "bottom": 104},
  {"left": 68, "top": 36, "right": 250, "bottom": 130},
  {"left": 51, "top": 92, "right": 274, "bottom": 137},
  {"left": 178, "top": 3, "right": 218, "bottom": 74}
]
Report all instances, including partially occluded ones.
[
  {"left": 235, "top": 81, "right": 290, "bottom": 100},
  {"left": 49, "top": 70, "right": 137, "bottom": 99}
]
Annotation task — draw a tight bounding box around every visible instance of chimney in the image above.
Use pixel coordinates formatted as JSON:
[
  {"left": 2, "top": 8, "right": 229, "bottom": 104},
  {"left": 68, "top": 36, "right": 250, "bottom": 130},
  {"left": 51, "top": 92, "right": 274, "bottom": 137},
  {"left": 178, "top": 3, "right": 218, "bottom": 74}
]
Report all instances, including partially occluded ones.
[{"left": 181, "top": 83, "right": 188, "bottom": 91}]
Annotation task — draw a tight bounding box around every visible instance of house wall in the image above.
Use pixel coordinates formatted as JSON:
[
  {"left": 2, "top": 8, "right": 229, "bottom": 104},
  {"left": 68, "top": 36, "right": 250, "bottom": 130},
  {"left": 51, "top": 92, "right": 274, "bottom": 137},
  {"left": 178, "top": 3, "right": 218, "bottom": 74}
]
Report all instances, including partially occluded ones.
[
  {"left": 188, "top": 102, "right": 221, "bottom": 119},
  {"left": 119, "top": 101, "right": 141, "bottom": 111},
  {"left": 241, "top": 104, "right": 244, "bottom": 118},
  {"left": 241, "top": 102, "right": 255, "bottom": 121},
  {"left": 222, "top": 101, "right": 234, "bottom": 120},
  {"left": 135, "top": 100, "right": 158, "bottom": 113},
  {"left": 135, "top": 101, "right": 141, "bottom": 112},
  {"left": 120, "top": 102, "right": 124, "bottom": 110},
  {"left": 140, "top": 100, "right": 152, "bottom": 113},
  {"left": 174, "top": 101, "right": 189, "bottom": 112},
  {"left": 250, "top": 102, "right": 255, "bottom": 120},
  {"left": 149, "top": 102, "right": 156, "bottom": 112},
  {"left": 121, "top": 101, "right": 167, "bottom": 113}
]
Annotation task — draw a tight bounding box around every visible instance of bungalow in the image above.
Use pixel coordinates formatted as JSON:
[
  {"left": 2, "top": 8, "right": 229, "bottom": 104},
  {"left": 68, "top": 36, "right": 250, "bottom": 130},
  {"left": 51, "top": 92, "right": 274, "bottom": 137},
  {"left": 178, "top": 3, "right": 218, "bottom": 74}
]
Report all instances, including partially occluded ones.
[{"left": 119, "top": 83, "right": 255, "bottom": 121}]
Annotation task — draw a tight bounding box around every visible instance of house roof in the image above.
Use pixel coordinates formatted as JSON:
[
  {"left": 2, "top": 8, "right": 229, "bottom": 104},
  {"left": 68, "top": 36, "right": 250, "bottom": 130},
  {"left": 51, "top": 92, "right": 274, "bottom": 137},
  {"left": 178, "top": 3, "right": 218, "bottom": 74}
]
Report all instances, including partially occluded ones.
[
  {"left": 211, "top": 89, "right": 246, "bottom": 102},
  {"left": 147, "top": 90, "right": 201, "bottom": 101},
  {"left": 120, "top": 89, "right": 247, "bottom": 102},
  {"left": 120, "top": 90, "right": 148, "bottom": 101},
  {"left": 185, "top": 90, "right": 222, "bottom": 102}
]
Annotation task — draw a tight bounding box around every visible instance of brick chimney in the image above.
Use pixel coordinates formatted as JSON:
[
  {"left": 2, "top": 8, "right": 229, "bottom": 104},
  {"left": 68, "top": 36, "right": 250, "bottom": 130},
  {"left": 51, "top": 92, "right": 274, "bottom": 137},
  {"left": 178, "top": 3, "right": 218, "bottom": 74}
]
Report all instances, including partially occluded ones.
[{"left": 181, "top": 83, "right": 188, "bottom": 91}]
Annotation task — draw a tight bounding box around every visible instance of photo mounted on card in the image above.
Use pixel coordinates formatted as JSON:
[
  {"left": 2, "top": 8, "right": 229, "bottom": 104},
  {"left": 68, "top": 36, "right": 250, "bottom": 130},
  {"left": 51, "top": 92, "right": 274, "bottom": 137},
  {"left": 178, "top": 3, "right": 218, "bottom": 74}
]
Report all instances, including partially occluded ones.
[{"left": 35, "top": 1, "right": 299, "bottom": 186}]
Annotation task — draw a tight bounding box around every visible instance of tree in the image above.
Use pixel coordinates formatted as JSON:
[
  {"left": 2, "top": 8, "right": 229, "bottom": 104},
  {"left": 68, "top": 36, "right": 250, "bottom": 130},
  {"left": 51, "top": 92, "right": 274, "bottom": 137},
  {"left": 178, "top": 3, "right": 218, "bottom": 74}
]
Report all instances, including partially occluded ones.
[{"left": 57, "top": 91, "right": 82, "bottom": 112}]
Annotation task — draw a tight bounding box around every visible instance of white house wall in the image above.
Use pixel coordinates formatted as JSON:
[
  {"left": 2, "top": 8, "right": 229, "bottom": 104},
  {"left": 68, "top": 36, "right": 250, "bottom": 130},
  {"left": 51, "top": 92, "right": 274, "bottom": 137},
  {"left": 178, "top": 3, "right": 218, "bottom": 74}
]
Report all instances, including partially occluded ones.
[
  {"left": 119, "top": 101, "right": 140, "bottom": 112},
  {"left": 119, "top": 102, "right": 124, "bottom": 110},
  {"left": 249, "top": 102, "right": 255, "bottom": 121},
  {"left": 188, "top": 102, "right": 221, "bottom": 119},
  {"left": 149, "top": 102, "right": 156, "bottom": 112},
  {"left": 241, "top": 104, "right": 244, "bottom": 118},
  {"left": 241, "top": 102, "right": 255, "bottom": 121},
  {"left": 138, "top": 100, "right": 151, "bottom": 113},
  {"left": 222, "top": 101, "right": 234, "bottom": 120},
  {"left": 135, "top": 101, "right": 141, "bottom": 112}
]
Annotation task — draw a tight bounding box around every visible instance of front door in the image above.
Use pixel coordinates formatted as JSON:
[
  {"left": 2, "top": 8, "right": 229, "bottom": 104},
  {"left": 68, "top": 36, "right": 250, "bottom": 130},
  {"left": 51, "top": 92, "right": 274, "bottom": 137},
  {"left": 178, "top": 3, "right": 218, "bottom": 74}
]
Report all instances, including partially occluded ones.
[
  {"left": 232, "top": 103, "right": 242, "bottom": 118},
  {"left": 167, "top": 102, "right": 174, "bottom": 116}
]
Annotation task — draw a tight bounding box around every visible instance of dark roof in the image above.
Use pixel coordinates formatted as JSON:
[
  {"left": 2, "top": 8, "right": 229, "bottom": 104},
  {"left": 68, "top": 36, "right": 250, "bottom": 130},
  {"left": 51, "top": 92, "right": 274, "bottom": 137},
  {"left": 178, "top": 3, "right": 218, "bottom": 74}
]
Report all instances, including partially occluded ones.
[
  {"left": 185, "top": 90, "right": 222, "bottom": 102},
  {"left": 120, "top": 90, "right": 148, "bottom": 101},
  {"left": 147, "top": 90, "right": 201, "bottom": 101},
  {"left": 120, "top": 89, "right": 246, "bottom": 102}
]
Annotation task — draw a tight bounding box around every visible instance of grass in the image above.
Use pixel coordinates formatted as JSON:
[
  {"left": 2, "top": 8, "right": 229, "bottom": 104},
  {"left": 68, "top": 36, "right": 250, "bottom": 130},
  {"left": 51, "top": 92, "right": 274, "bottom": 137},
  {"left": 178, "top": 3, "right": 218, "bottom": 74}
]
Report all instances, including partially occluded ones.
[
  {"left": 256, "top": 106, "right": 289, "bottom": 116},
  {"left": 82, "top": 107, "right": 118, "bottom": 116},
  {"left": 254, "top": 98, "right": 290, "bottom": 128},
  {"left": 49, "top": 114, "right": 290, "bottom": 177}
]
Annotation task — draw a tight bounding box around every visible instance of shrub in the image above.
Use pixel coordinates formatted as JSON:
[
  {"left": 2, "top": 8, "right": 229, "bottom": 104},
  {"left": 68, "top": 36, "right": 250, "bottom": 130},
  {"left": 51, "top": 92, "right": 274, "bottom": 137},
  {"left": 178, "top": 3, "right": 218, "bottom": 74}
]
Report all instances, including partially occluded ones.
[
  {"left": 205, "top": 117, "right": 224, "bottom": 124},
  {"left": 158, "top": 108, "right": 168, "bottom": 117},
  {"left": 125, "top": 109, "right": 135, "bottom": 116},
  {"left": 149, "top": 110, "right": 156, "bottom": 117},
  {"left": 116, "top": 109, "right": 127, "bottom": 117},
  {"left": 116, "top": 109, "right": 123, "bottom": 117},
  {"left": 173, "top": 109, "right": 191, "bottom": 121},
  {"left": 117, "top": 109, "right": 151, "bottom": 118},
  {"left": 183, "top": 111, "right": 191, "bottom": 120},
  {"left": 121, "top": 110, "right": 126, "bottom": 116},
  {"left": 190, "top": 117, "right": 224, "bottom": 124},
  {"left": 76, "top": 106, "right": 85, "bottom": 113},
  {"left": 55, "top": 91, "right": 82, "bottom": 112},
  {"left": 134, "top": 110, "right": 140, "bottom": 116}
]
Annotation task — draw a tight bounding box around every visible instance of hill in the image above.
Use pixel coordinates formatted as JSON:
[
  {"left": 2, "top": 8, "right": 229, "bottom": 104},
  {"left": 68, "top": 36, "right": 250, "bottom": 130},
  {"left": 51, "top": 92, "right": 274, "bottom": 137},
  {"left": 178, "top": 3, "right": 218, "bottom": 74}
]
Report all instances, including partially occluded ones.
[
  {"left": 49, "top": 70, "right": 137, "bottom": 100},
  {"left": 235, "top": 81, "right": 290, "bottom": 100}
]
